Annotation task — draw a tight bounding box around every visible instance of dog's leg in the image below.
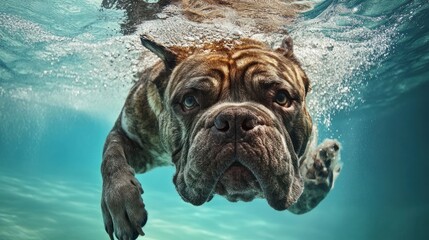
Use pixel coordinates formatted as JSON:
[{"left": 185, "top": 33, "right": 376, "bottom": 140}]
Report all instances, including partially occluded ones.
[
  {"left": 288, "top": 139, "right": 342, "bottom": 214},
  {"left": 101, "top": 127, "right": 147, "bottom": 240}
]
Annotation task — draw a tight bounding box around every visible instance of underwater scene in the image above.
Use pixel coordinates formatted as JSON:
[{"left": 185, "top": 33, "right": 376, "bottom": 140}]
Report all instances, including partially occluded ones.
[{"left": 0, "top": 0, "right": 428, "bottom": 239}]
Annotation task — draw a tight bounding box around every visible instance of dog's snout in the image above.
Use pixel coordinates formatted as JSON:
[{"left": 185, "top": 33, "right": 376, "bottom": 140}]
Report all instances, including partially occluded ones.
[
  {"left": 241, "top": 117, "right": 258, "bottom": 131},
  {"left": 214, "top": 115, "right": 230, "bottom": 132},
  {"left": 213, "top": 107, "right": 262, "bottom": 137}
]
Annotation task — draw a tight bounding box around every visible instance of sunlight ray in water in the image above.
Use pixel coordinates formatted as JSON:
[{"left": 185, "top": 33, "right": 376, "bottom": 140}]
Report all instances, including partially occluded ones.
[
  {"left": 0, "top": 171, "right": 314, "bottom": 240},
  {"left": 0, "top": 173, "right": 103, "bottom": 240}
]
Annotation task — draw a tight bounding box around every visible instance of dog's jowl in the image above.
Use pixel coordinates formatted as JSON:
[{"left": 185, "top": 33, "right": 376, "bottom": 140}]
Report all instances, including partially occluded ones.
[{"left": 101, "top": 35, "right": 343, "bottom": 239}]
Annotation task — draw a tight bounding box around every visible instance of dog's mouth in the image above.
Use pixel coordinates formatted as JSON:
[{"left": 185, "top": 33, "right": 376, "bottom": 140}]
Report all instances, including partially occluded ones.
[
  {"left": 214, "top": 161, "right": 263, "bottom": 202},
  {"left": 174, "top": 125, "right": 304, "bottom": 211}
]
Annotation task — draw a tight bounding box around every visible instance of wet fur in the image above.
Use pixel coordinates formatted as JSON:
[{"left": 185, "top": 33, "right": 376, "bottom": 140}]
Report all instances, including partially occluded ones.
[
  {"left": 101, "top": 37, "right": 343, "bottom": 240},
  {"left": 100, "top": 2, "right": 342, "bottom": 240}
]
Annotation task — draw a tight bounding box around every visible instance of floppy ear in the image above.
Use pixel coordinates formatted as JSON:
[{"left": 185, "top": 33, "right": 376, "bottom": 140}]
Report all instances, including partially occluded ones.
[
  {"left": 275, "top": 36, "right": 294, "bottom": 58},
  {"left": 140, "top": 34, "right": 178, "bottom": 71}
]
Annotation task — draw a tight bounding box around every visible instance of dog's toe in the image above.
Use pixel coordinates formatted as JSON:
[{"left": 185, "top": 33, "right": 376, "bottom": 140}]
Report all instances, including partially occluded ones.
[{"left": 102, "top": 175, "right": 148, "bottom": 240}]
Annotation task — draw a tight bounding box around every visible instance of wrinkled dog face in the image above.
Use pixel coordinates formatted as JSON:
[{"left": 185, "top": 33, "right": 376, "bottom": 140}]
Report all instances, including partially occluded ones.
[{"left": 161, "top": 41, "right": 312, "bottom": 210}]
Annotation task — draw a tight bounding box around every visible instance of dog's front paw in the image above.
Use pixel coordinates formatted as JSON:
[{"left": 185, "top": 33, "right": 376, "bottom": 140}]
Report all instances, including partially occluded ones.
[
  {"left": 101, "top": 170, "right": 147, "bottom": 240},
  {"left": 289, "top": 139, "right": 343, "bottom": 214},
  {"left": 305, "top": 139, "right": 342, "bottom": 189}
]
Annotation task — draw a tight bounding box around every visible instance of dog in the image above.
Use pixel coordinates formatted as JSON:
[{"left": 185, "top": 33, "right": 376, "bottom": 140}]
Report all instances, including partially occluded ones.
[{"left": 101, "top": 1, "right": 343, "bottom": 240}]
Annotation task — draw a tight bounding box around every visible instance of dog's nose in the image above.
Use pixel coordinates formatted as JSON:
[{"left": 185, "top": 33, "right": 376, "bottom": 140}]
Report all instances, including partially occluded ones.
[{"left": 213, "top": 108, "right": 261, "bottom": 136}]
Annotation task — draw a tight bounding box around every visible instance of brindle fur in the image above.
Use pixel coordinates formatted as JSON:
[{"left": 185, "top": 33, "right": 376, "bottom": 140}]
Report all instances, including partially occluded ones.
[{"left": 101, "top": 36, "right": 342, "bottom": 240}]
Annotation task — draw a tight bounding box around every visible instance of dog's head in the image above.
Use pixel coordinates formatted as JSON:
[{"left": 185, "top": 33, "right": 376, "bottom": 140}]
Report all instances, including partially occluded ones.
[{"left": 141, "top": 35, "right": 312, "bottom": 210}]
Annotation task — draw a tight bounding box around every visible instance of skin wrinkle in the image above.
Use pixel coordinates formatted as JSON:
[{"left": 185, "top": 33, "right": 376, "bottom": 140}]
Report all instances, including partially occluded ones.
[
  {"left": 227, "top": 142, "right": 261, "bottom": 195},
  {"left": 238, "top": 62, "right": 263, "bottom": 93},
  {"left": 238, "top": 54, "right": 302, "bottom": 104},
  {"left": 183, "top": 76, "right": 218, "bottom": 91},
  {"left": 183, "top": 130, "right": 234, "bottom": 203},
  {"left": 100, "top": 22, "right": 344, "bottom": 239},
  {"left": 234, "top": 136, "right": 265, "bottom": 197},
  {"left": 182, "top": 107, "right": 236, "bottom": 201},
  {"left": 213, "top": 66, "right": 228, "bottom": 101},
  {"left": 239, "top": 138, "right": 285, "bottom": 205},
  {"left": 290, "top": 65, "right": 302, "bottom": 92},
  {"left": 131, "top": 40, "right": 310, "bottom": 207},
  {"left": 172, "top": 58, "right": 225, "bottom": 108},
  {"left": 182, "top": 97, "right": 300, "bottom": 204},
  {"left": 274, "top": 57, "right": 306, "bottom": 95},
  {"left": 228, "top": 56, "right": 239, "bottom": 102},
  {"left": 235, "top": 55, "right": 278, "bottom": 73},
  {"left": 282, "top": 65, "right": 300, "bottom": 94},
  {"left": 234, "top": 50, "right": 282, "bottom": 68}
]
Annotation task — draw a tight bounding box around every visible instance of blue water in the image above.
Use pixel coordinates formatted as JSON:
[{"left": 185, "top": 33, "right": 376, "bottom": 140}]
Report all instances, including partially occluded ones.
[{"left": 0, "top": 0, "right": 428, "bottom": 239}]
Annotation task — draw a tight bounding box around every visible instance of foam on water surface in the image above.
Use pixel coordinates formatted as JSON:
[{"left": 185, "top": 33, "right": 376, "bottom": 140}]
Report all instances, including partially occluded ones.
[{"left": 1, "top": 0, "right": 419, "bottom": 125}]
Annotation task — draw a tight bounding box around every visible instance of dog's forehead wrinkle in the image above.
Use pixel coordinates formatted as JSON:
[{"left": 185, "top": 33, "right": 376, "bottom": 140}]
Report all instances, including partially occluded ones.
[
  {"left": 173, "top": 54, "right": 230, "bottom": 86},
  {"left": 172, "top": 49, "right": 306, "bottom": 103},
  {"left": 276, "top": 63, "right": 307, "bottom": 97},
  {"left": 282, "top": 65, "right": 298, "bottom": 85},
  {"left": 233, "top": 49, "right": 281, "bottom": 66},
  {"left": 230, "top": 52, "right": 303, "bottom": 96},
  {"left": 251, "top": 74, "right": 298, "bottom": 96},
  {"left": 231, "top": 49, "right": 306, "bottom": 97},
  {"left": 183, "top": 76, "right": 219, "bottom": 91}
]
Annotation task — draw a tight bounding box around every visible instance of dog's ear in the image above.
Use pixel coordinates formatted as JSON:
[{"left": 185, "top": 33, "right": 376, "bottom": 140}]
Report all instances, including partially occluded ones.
[
  {"left": 275, "top": 36, "right": 311, "bottom": 95},
  {"left": 140, "top": 35, "right": 178, "bottom": 71},
  {"left": 276, "top": 36, "right": 294, "bottom": 58}
]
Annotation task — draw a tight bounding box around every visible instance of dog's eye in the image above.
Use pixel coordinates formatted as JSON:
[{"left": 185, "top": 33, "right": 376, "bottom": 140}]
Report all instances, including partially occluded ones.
[
  {"left": 183, "top": 95, "right": 198, "bottom": 110},
  {"left": 274, "top": 91, "right": 290, "bottom": 106}
]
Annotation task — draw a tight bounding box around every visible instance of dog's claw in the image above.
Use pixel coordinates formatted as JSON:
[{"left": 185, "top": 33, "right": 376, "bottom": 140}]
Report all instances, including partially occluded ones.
[
  {"left": 104, "top": 225, "right": 114, "bottom": 240},
  {"left": 108, "top": 232, "right": 114, "bottom": 240},
  {"left": 136, "top": 227, "right": 145, "bottom": 236}
]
